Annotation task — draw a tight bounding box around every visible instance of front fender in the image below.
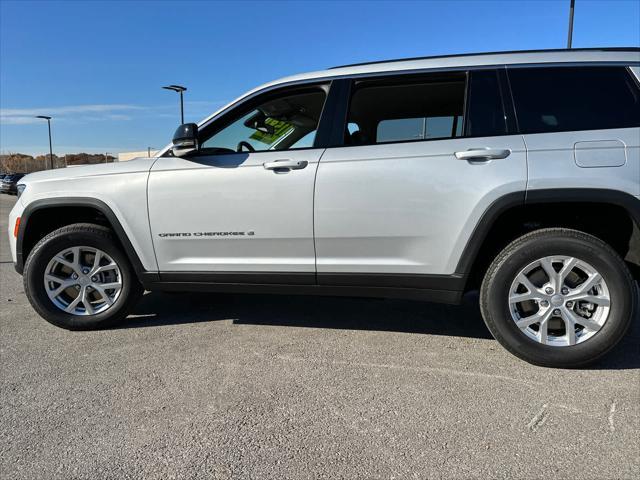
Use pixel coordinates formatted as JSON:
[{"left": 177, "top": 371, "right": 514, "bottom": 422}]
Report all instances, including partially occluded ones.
[{"left": 14, "top": 196, "right": 158, "bottom": 283}]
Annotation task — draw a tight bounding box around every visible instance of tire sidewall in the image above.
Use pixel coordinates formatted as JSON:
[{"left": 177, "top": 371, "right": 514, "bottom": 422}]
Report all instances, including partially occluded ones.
[
  {"left": 24, "top": 227, "right": 138, "bottom": 330},
  {"left": 482, "top": 232, "right": 635, "bottom": 367}
]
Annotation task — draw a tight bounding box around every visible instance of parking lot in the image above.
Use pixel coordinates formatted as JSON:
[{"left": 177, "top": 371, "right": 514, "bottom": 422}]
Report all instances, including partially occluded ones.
[{"left": 0, "top": 192, "right": 638, "bottom": 479}]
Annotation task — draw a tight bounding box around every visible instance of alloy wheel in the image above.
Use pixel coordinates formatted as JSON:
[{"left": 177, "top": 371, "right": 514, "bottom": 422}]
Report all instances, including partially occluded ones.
[
  {"left": 508, "top": 256, "right": 611, "bottom": 346},
  {"left": 43, "top": 246, "right": 123, "bottom": 315}
]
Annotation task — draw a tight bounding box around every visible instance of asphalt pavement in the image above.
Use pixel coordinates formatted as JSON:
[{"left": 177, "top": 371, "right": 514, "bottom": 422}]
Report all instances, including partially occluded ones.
[{"left": 0, "top": 193, "right": 638, "bottom": 479}]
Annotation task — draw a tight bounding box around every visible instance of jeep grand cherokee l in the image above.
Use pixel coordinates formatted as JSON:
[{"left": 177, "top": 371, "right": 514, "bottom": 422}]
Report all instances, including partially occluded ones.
[{"left": 8, "top": 48, "right": 640, "bottom": 367}]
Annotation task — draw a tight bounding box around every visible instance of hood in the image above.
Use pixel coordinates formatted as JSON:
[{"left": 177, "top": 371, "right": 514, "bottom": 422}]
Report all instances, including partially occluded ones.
[{"left": 19, "top": 157, "right": 158, "bottom": 185}]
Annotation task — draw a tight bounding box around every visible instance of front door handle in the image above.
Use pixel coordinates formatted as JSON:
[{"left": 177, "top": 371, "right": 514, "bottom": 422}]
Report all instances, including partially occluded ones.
[
  {"left": 454, "top": 148, "right": 511, "bottom": 161},
  {"left": 263, "top": 159, "right": 308, "bottom": 172}
]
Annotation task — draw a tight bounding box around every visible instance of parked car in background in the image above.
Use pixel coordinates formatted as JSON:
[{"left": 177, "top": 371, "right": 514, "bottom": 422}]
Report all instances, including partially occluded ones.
[
  {"left": 7, "top": 47, "right": 640, "bottom": 367},
  {"left": 1, "top": 173, "right": 26, "bottom": 195}
]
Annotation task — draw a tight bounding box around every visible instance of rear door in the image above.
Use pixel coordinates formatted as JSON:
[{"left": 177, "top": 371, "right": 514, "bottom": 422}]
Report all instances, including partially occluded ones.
[{"left": 313, "top": 69, "right": 527, "bottom": 284}]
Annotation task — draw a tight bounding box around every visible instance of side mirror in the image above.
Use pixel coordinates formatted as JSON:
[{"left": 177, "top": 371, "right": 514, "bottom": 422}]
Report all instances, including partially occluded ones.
[{"left": 171, "top": 123, "right": 199, "bottom": 157}]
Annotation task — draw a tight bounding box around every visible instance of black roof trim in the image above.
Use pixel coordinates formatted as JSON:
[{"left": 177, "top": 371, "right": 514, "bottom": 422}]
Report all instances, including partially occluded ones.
[{"left": 329, "top": 47, "right": 640, "bottom": 70}]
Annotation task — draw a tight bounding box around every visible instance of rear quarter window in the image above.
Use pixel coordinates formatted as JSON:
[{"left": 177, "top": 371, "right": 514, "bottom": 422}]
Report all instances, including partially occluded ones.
[{"left": 508, "top": 66, "right": 640, "bottom": 134}]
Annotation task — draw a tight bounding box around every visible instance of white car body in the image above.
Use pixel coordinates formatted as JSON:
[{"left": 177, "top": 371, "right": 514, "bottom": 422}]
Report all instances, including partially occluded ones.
[{"left": 9, "top": 48, "right": 640, "bottom": 305}]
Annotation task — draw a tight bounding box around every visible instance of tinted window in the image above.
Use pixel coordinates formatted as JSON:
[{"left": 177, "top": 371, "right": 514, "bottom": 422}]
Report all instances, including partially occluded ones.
[
  {"left": 346, "top": 74, "right": 466, "bottom": 145},
  {"left": 200, "top": 89, "right": 326, "bottom": 153},
  {"left": 509, "top": 66, "right": 640, "bottom": 134},
  {"left": 465, "top": 70, "right": 508, "bottom": 137}
]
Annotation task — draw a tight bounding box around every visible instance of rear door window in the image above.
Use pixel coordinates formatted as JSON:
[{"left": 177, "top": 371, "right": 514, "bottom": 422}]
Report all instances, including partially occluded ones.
[
  {"left": 508, "top": 66, "right": 640, "bottom": 134},
  {"left": 344, "top": 69, "right": 510, "bottom": 146},
  {"left": 346, "top": 73, "right": 466, "bottom": 145}
]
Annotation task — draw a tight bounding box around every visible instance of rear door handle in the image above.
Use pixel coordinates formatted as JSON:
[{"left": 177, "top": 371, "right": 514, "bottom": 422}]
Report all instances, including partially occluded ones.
[
  {"left": 454, "top": 148, "right": 511, "bottom": 161},
  {"left": 263, "top": 159, "right": 308, "bottom": 172}
]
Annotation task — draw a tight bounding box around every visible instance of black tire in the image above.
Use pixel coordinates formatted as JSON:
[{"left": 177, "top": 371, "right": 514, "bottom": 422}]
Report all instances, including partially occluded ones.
[
  {"left": 480, "top": 228, "right": 636, "bottom": 368},
  {"left": 23, "top": 223, "right": 143, "bottom": 330}
]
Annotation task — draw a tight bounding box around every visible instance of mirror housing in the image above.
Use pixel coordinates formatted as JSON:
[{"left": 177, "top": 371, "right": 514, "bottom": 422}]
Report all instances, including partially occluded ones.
[{"left": 171, "top": 123, "right": 199, "bottom": 157}]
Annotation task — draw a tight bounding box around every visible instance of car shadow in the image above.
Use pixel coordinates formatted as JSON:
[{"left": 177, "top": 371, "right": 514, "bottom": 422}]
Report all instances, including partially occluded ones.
[
  {"left": 122, "top": 290, "right": 640, "bottom": 370},
  {"left": 125, "top": 290, "right": 493, "bottom": 339}
]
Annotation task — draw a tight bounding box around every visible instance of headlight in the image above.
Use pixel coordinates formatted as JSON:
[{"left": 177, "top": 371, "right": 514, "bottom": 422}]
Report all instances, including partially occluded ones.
[{"left": 16, "top": 184, "right": 26, "bottom": 198}]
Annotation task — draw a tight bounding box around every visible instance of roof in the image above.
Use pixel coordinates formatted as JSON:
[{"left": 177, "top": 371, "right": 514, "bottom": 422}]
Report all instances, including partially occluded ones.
[
  {"left": 329, "top": 47, "right": 640, "bottom": 69},
  {"left": 259, "top": 47, "right": 640, "bottom": 92}
]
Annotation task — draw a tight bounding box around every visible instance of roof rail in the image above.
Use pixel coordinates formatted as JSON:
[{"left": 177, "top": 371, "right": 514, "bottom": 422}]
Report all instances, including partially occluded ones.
[{"left": 329, "top": 47, "right": 640, "bottom": 69}]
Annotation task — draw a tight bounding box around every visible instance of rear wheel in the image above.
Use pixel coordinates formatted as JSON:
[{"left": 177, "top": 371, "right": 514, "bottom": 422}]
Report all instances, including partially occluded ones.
[
  {"left": 480, "top": 228, "right": 636, "bottom": 367},
  {"left": 24, "top": 223, "right": 142, "bottom": 330}
]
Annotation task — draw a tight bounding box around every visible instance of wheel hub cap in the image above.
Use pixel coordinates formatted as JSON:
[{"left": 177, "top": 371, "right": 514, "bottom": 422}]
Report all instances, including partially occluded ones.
[{"left": 550, "top": 294, "right": 564, "bottom": 307}]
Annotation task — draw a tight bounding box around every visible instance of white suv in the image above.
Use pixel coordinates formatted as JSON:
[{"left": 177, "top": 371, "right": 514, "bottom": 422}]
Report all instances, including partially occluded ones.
[{"left": 8, "top": 48, "right": 640, "bottom": 367}]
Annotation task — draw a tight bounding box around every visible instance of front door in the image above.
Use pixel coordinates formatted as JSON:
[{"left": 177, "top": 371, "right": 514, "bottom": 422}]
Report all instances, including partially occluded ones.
[{"left": 148, "top": 85, "right": 328, "bottom": 279}]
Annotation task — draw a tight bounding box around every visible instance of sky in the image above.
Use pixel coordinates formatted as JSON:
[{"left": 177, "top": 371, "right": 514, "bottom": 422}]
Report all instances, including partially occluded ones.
[{"left": 1, "top": 0, "right": 639, "bottom": 156}]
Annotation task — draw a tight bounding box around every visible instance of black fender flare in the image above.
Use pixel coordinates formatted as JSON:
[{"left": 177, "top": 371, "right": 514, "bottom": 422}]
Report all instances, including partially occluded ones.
[
  {"left": 14, "top": 197, "right": 156, "bottom": 283},
  {"left": 454, "top": 188, "right": 640, "bottom": 276}
]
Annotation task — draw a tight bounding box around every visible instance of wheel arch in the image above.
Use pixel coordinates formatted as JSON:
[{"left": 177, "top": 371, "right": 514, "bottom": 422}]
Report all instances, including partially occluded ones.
[
  {"left": 15, "top": 198, "right": 154, "bottom": 283},
  {"left": 457, "top": 189, "right": 640, "bottom": 290}
]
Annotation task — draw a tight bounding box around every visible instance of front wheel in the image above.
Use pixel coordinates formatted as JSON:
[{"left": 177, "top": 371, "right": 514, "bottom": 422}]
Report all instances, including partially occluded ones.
[
  {"left": 480, "top": 228, "right": 636, "bottom": 368},
  {"left": 23, "top": 223, "right": 143, "bottom": 330}
]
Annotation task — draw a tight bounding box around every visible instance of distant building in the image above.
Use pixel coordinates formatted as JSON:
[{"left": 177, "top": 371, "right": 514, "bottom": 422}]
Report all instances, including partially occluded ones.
[{"left": 118, "top": 149, "right": 160, "bottom": 162}]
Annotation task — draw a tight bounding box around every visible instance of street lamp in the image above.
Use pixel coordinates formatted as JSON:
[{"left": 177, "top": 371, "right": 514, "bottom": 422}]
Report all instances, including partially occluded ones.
[
  {"left": 162, "top": 84, "right": 187, "bottom": 124},
  {"left": 567, "top": 0, "right": 575, "bottom": 48},
  {"left": 35, "top": 115, "right": 54, "bottom": 169}
]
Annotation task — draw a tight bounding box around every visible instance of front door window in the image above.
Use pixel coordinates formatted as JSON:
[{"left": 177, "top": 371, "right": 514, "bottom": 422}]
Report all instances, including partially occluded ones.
[{"left": 200, "top": 89, "right": 327, "bottom": 154}]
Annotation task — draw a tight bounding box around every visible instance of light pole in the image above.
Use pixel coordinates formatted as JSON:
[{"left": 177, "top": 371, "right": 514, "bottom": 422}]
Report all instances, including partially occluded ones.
[
  {"left": 567, "top": 0, "right": 575, "bottom": 48},
  {"left": 162, "top": 85, "right": 187, "bottom": 124},
  {"left": 35, "top": 115, "right": 53, "bottom": 169}
]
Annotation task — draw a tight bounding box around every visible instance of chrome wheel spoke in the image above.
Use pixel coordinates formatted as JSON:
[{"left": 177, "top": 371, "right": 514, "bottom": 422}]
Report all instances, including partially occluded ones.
[
  {"left": 81, "top": 287, "right": 95, "bottom": 315},
  {"left": 71, "top": 247, "right": 82, "bottom": 272},
  {"left": 559, "top": 307, "right": 579, "bottom": 345},
  {"left": 515, "top": 273, "right": 540, "bottom": 297},
  {"left": 64, "top": 293, "right": 82, "bottom": 313},
  {"left": 573, "top": 272, "right": 602, "bottom": 296},
  {"left": 538, "top": 315, "right": 550, "bottom": 344},
  {"left": 539, "top": 257, "right": 558, "bottom": 289},
  {"left": 90, "top": 250, "right": 103, "bottom": 274},
  {"left": 51, "top": 282, "right": 74, "bottom": 297},
  {"left": 509, "top": 290, "right": 542, "bottom": 303},
  {"left": 45, "top": 274, "right": 75, "bottom": 297},
  {"left": 45, "top": 273, "right": 70, "bottom": 285},
  {"left": 557, "top": 257, "right": 578, "bottom": 287},
  {"left": 566, "top": 293, "right": 610, "bottom": 307},
  {"left": 516, "top": 307, "right": 552, "bottom": 330},
  {"left": 93, "top": 285, "right": 114, "bottom": 305},
  {"left": 53, "top": 255, "right": 76, "bottom": 271},
  {"left": 585, "top": 295, "right": 610, "bottom": 307},
  {"left": 92, "top": 263, "right": 118, "bottom": 275},
  {"left": 576, "top": 316, "right": 602, "bottom": 333}
]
